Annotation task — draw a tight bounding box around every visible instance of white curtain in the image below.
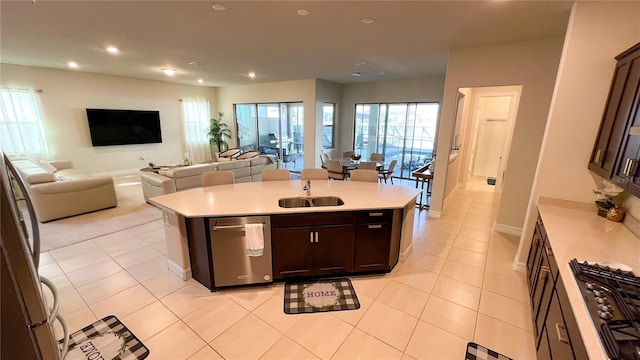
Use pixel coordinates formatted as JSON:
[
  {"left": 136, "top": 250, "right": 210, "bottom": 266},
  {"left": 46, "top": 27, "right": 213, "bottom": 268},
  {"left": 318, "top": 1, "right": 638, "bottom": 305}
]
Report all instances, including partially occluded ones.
[
  {"left": 0, "top": 88, "right": 49, "bottom": 159},
  {"left": 181, "top": 98, "right": 212, "bottom": 163}
]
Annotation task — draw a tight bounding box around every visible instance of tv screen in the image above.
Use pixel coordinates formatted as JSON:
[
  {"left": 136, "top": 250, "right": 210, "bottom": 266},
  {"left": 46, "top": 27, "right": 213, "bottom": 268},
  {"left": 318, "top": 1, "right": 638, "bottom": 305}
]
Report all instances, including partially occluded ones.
[{"left": 86, "top": 108, "right": 162, "bottom": 146}]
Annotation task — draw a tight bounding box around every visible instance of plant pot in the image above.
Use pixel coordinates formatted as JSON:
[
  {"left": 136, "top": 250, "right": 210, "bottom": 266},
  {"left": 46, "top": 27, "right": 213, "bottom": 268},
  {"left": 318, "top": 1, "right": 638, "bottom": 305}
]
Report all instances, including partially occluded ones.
[{"left": 606, "top": 205, "right": 625, "bottom": 222}]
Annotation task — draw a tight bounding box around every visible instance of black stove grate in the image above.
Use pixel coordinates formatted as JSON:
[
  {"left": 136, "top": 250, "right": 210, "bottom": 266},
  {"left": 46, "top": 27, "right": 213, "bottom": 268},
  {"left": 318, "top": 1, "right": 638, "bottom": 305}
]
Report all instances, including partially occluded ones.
[{"left": 570, "top": 259, "right": 640, "bottom": 360}]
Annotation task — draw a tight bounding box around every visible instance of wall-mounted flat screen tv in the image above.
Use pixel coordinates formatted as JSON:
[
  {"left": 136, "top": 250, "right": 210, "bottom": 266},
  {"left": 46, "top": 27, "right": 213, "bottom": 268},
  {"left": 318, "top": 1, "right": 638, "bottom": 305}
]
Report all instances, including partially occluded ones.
[{"left": 86, "top": 108, "right": 162, "bottom": 146}]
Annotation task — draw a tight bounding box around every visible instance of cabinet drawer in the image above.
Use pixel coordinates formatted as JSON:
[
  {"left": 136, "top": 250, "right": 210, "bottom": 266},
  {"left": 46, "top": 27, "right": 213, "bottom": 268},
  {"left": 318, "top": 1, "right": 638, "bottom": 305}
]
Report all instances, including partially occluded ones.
[
  {"left": 271, "top": 212, "right": 355, "bottom": 228},
  {"left": 355, "top": 209, "right": 393, "bottom": 223}
]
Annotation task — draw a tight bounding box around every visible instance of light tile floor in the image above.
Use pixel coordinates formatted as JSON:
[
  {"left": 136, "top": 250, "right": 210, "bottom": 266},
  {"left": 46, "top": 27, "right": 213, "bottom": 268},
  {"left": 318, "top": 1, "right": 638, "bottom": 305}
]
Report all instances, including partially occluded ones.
[{"left": 41, "top": 177, "right": 536, "bottom": 359}]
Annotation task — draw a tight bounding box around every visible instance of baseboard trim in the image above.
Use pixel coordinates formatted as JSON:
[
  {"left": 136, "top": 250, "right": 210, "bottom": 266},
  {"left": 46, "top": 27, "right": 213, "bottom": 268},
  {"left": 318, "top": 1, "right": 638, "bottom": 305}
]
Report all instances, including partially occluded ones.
[
  {"left": 399, "top": 243, "right": 413, "bottom": 262},
  {"left": 493, "top": 223, "right": 523, "bottom": 236},
  {"left": 168, "top": 259, "right": 192, "bottom": 280},
  {"left": 513, "top": 260, "right": 526, "bottom": 273},
  {"left": 428, "top": 210, "right": 442, "bottom": 219}
]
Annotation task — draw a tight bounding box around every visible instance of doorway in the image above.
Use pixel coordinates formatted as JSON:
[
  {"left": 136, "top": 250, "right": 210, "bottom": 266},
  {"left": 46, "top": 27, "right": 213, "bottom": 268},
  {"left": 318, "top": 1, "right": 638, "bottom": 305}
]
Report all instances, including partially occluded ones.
[{"left": 461, "top": 87, "right": 521, "bottom": 193}]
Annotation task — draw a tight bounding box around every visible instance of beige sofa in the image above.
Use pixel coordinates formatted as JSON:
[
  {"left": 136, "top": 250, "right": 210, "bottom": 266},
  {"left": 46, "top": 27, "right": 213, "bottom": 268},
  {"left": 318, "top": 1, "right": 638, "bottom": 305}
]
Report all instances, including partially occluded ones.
[
  {"left": 140, "top": 155, "right": 276, "bottom": 200},
  {"left": 10, "top": 157, "right": 117, "bottom": 222}
]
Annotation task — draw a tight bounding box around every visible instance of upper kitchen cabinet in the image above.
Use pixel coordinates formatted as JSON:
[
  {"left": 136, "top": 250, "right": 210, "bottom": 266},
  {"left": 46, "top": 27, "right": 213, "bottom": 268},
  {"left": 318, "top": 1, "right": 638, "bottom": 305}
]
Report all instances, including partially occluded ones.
[{"left": 589, "top": 43, "right": 640, "bottom": 180}]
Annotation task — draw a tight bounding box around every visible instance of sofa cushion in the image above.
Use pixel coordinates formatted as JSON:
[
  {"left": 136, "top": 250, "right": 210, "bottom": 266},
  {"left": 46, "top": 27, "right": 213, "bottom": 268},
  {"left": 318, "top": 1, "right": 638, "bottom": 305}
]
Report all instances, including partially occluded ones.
[
  {"left": 38, "top": 161, "right": 58, "bottom": 173},
  {"left": 160, "top": 164, "right": 216, "bottom": 179},
  {"left": 54, "top": 168, "right": 92, "bottom": 181},
  {"left": 26, "top": 171, "right": 56, "bottom": 184}
]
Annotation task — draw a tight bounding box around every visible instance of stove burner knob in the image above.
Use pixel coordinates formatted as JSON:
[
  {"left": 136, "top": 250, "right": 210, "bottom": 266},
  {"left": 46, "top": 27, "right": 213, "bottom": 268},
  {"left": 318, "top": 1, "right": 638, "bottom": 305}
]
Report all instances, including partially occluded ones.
[
  {"left": 598, "top": 310, "right": 613, "bottom": 320},
  {"left": 596, "top": 297, "right": 609, "bottom": 305},
  {"left": 586, "top": 282, "right": 596, "bottom": 290},
  {"left": 598, "top": 304, "right": 614, "bottom": 313},
  {"left": 593, "top": 290, "right": 604, "bottom": 297}
]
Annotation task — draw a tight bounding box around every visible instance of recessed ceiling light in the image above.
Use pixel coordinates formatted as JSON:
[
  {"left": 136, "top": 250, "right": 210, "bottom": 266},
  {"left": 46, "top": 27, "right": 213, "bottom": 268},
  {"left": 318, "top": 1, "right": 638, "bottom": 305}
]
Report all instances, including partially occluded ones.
[
  {"left": 106, "top": 46, "right": 119, "bottom": 54},
  {"left": 162, "top": 68, "right": 176, "bottom": 76},
  {"left": 67, "top": 61, "right": 78, "bottom": 69},
  {"left": 197, "top": 79, "right": 204, "bottom": 84},
  {"left": 248, "top": 72, "right": 256, "bottom": 79},
  {"left": 352, "top": 72, "right": 362, "bottom": 77},
  {"left": 361, "top": 18, "right": 374, "bottom": 24},
  {"left": 379, "top": 72, "right": 385, "bottom": 75},
  {"left": 211, "top": 4, "right": 226, "bottom": 11},
  {"left": 188, "top": 61, "right": 198, "bottom": 65},
  {"left": 354, "top": 62, "right": 372, "bottom": 66},
  {"left": 297, "top": 9, "right": 309, "bottom": 16}
]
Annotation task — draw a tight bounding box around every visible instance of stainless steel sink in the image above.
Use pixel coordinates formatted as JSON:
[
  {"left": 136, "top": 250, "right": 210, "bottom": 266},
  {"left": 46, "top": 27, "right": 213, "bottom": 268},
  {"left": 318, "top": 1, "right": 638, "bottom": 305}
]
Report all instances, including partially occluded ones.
[
  {"left": 278, "top": 196, "right": 344, "bottom": 208},
  {"left": 278, "top": 197, "right": 313, "bottom": 208},
  {"left": 310, "top": 196, "right": 344, "bottom": 207}
]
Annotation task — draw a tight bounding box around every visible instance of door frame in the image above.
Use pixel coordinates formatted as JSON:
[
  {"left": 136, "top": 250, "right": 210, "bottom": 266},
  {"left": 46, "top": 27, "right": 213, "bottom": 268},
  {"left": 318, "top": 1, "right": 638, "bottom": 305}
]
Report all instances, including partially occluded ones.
[{"left": 461, "top": 86, "right": 522, "bottom": 193}]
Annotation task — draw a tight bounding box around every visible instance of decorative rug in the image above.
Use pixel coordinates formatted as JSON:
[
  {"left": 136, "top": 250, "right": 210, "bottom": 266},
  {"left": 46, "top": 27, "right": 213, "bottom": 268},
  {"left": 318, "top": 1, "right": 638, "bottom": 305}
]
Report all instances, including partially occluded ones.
[
  {"left": 284, "top": 278, "right": 360, "bottom": 314},
  {"left": 465, "top": 342, "right": 512, "bottom": 360},
  {"left": 30, "top": 175, "right": 162, "bottom": 252},
  {"left": 64, "top": 315, "right": 149, "bottom": 360}
]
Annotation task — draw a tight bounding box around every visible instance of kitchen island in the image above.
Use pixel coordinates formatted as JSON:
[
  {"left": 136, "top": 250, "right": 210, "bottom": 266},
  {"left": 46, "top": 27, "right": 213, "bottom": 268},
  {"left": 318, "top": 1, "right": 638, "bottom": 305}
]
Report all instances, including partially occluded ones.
[
  {"left": 535, "top": 199, "right": 640, "bottom": 359},
  {"left": 148, "top": 180, "right": 420, "bottom": 287}
]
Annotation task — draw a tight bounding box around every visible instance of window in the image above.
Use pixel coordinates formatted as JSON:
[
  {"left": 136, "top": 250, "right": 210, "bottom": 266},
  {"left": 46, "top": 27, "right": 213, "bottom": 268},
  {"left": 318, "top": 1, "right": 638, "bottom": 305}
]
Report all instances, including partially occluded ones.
[
  {"left": 234, "top": 102, "right": 304, "bottom": 172},
  {"left": 181, "top": 98, "right": 211, "bottom": 162},
  {"left": 0, "top": 88, "right": 49, "bottom": 158},
  {"left": 322, "top": 103, "right": 335, "bottom": 149},
  {"left": 354, "top": 102, "right": 439, "bottom": 178}
]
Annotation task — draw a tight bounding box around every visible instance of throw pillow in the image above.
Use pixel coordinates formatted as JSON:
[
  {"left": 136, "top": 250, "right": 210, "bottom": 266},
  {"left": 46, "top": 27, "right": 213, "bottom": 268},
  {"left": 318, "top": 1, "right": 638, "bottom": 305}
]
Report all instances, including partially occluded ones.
[
  {"left": 236, "top": 151, "right": 259, "bottom": 160},
  {"left": 39, "top": 161, "right": 58, "bottom": 173}
]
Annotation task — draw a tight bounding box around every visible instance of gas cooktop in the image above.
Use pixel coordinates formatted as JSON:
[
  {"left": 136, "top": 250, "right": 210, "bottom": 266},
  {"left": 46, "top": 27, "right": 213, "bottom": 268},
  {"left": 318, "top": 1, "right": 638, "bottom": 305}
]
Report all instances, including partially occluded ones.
[{"left": 570, "top": 259, "right": 640, "bottom": 360}]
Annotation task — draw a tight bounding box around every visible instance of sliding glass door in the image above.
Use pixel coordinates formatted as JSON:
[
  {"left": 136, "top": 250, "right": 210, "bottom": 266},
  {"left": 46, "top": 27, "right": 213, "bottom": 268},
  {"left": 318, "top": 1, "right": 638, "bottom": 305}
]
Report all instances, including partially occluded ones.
[
  {"left": 354, "top": 102, "right": 438, "bottom": 178},
  {"left": 234, "top": 102, "right": 303, "bottom": 172}
]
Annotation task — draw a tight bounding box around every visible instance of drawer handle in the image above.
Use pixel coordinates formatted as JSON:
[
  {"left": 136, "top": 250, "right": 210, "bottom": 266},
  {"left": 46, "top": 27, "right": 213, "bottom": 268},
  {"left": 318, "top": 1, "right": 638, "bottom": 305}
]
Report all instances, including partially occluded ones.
[
  {"left": 369, "top": 212, "right": 384, "bottom": 217},
  {"left": 368, "top": 224, "right": 382, "bottom": 229},
  {"left": 594, "top": 149, "right": 603, "bottom": 165},
  {"left": 555, "top": 323, "right": 569, "bottom": 344},
  {"left": 539, "top": 266, "right": 550, "bottom": 282},
  {"left": 545, "top": 246, "right": 554, "bottom": 257},
  {"left": 532, "top": 234, "right": 541, "bottom": 247}
]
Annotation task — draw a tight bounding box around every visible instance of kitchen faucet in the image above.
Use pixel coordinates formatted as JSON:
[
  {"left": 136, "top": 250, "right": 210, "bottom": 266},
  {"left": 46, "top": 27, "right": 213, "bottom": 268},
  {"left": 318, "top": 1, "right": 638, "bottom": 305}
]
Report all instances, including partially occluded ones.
[{"left": 303, "top": 179, "right": 311, "bottom": 196}]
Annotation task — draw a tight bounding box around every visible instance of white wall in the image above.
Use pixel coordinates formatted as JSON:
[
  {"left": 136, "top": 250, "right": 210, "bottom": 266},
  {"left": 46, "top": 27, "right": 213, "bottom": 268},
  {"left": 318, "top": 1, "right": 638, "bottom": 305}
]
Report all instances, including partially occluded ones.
[
  {"left": 0, "top": 64, "right": 217, "bottom": 174},
  {"left": 315, "top": 80, "right": 343, "bottom": 166},
  {"left": 216, "top": 79, "right": 318, "bottom": 169},
  {"left": 340, "top": 77, "right": 446, "bottom": 153},
  {"left": 434, "top": 37, "right": 565, "bottom": 222},
  {"left": 517, "top": 2, "right": 640, "bottom": 266}
]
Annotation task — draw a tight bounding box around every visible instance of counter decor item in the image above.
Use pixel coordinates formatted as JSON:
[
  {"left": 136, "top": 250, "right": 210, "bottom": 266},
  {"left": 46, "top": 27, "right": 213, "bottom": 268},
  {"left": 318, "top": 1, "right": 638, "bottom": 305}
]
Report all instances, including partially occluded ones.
[
  {"left": 350, "top": 153, "right": 361, "bottom": 160},
  {"left": 593, "top": 179, "right": 624, "bottom": 218},
  {"left": 606, "top": 204, "right": 626, "bottom": 222}
]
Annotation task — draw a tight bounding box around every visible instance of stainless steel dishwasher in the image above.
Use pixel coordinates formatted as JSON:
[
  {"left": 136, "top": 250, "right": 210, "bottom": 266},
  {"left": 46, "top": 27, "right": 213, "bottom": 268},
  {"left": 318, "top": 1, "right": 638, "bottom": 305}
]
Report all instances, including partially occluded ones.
[{"left": 208, "top": 216, "right": 272, "bottom": 288}]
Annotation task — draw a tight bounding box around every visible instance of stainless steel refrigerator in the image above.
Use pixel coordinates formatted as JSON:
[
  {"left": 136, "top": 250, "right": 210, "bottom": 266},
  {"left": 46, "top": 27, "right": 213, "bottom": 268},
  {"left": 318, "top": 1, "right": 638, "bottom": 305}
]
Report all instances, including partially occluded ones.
[{"left": 1, "top": 152, "right": 69, "bottom": 359}]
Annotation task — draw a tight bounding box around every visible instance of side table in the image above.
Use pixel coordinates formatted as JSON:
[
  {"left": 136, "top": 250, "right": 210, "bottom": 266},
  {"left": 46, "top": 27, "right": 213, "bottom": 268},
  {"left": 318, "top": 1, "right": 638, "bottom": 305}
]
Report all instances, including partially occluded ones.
[{"left": 412, "top": 164, "right": 433, "bottom": 210}]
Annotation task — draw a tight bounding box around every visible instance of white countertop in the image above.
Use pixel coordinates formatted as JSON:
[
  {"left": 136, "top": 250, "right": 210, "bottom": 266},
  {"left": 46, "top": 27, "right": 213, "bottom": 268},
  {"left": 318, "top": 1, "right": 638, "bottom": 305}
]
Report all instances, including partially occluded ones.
[
  {"left": 148, "top": 180, "right": 421, "bottom": 218},
  {"left": 537, "top": 203, "right": 640, "bottom": 359}
]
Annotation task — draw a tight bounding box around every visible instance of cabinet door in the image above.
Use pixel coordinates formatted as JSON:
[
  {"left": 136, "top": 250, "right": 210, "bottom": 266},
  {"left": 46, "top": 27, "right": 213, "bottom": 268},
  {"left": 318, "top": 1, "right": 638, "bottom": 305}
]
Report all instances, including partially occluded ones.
[
  {"left": 610, "top": 55, "right": 640, "bottom": 191},
  {"left": 531, "top": 250, "right": 554, "bottom": 340},
  {"left": 547, "top": 290, "right": 576, "bottom": 359},
  {"left": 536, "top": 325, "right": 552, "bottom": 358},
  {"left": 313, "top": 224, "right": 355, "bottom": 275},
  {"left": 526, "top": 222, "right": 544, "bottom": 294},
  {"left": 272, "top": 226, "right": 314, "bottom": 280},
  {"left": 589, "top": 60, "right": 634, "bottom": 177},
  {"left": 355, "top": 223, "right": 392, "bottom": 271}
]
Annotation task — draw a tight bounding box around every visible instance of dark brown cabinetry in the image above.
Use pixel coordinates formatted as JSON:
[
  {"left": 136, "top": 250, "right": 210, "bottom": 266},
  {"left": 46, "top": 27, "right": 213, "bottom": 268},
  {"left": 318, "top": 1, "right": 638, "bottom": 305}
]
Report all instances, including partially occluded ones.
[
  {"left": 354, "top": 210, "right": 394, "bottom": 272},
  {"left": 271, "top": 212, "right": 356, "bottom": 280},
  {"left": 527, "top": 214, "right": 587, "bottom": 360},
  {"left": 589, "top": 43, "right": 640, "bottom": 190},
  {"left": 271, "top": 209, "right": 401, "bottom": 281}
]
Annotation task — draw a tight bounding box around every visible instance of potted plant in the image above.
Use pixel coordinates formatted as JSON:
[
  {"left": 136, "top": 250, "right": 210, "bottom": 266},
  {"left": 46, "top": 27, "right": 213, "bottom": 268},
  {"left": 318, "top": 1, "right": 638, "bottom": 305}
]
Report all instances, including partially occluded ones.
[{"left": 206, "top": 112, "right": 231, "bottom": 158}]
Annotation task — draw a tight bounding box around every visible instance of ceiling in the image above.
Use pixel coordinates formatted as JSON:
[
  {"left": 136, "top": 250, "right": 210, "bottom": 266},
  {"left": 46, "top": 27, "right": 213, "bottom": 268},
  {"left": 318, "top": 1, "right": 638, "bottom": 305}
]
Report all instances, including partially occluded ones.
[{"left": 1, "top": 1, "right": 574, "bottom": 87}]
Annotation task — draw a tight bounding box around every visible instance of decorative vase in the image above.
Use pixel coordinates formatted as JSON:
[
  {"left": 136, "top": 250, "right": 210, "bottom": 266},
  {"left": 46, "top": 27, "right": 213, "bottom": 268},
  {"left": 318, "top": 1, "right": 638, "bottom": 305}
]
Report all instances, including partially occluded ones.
[{"left": 606, "top": 204, "right": 625, "bottom": 222}]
